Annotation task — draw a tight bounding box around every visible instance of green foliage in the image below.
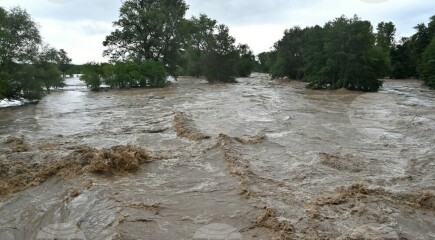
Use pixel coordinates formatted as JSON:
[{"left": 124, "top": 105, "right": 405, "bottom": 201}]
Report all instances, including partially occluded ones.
[
  {"left": 203, "top": 24, "right": 239, "bottom": 83},
  {"left": 139, "top": 61, "right": 167, "bottom": 88},
  {"left": 302, "top": 16, "right": 385, "bottom": 91},
  {"left": 0, "top": 7, "right": 41, "bottom": 64},
  {"left": 82, "top": 61, "right": 167, "bottom": 90},
  {"left": 390, "top": 37, "right": 417, "bottom": 78},
  {"left": 12, "top": 65, "right": 44, "bottom": 100},
  {"left": 419, "top": 37, "right": 435, "bottom": 89},
  {"left": 103, "top": 0, "right": 188, "bottom": 77},
  {"left": 0, "top": 6, "right": 69, "bottom": 101},
  {"left": 376, "top": 22, "right": 396, "bottom": 52},
  {"left": 180, "top": 15, "right": 216, "bottom": 78},
  {"left": 271, "top": 27, "right": 305, "bottom": 80},
  {"left": 58, "top": 49, "right": 72, "bottom": 78},
  {"left": 256, "top": 52, "right": 269, "bottom": 73},
  {"left": 236, "top": 44, "right": 256, "bottom": 77},
  {"left": 80, "top": 62, "right": 103, "bottom": 91},
  {"left": 36, "top": 45, "right": 65, "bottom": 91},
  {"left": 179, "top": 15, "right": 241, "bottom": 82},
  {"left": 0, "top": 71, "right": 10, "bottom": 99}
]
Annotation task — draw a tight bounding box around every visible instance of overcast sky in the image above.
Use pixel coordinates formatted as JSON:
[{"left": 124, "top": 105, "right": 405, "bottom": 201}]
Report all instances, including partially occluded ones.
[{"left": 1, "top": 0, "right": 433, "bottom": 64}]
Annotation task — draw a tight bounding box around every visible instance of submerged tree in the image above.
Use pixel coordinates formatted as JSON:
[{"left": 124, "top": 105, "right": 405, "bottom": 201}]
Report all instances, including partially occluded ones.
[
  {"left": 58, "top": 49, "right": 72, "bottom": 78},
  {"left": 80, "top": 62, "right": 103, "bottom": 91}
]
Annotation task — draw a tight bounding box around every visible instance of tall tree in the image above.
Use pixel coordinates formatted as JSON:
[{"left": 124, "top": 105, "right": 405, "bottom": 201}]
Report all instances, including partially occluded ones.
[
  {"left": 236, "top": 44, "right": 255, "bottom": 77},
  {"left": 376, "top": 21, "right": 396, "bottom": 51},
  {"left": 103, "top": 0, "right": 188, "bottom": 77},
  {"left": 0, "top": 7, "right": 41, "bottom": 64},
  {"left": 181, "top": 15, "right": 217, "bottom": 77},
  {"left": 58, "top": 49, "right": 72, "bottom": 78},
  {"left": 305, "top": 15, "right": 387, "bottom": 91},
  {"left": 35, "top": 45, "right": 64, "bottom": 92},
  {"left": 390, "top": 37, "right": 417, "bottom": 78},
  {"left": 0, "top": 7, "right": 44, "bottom": 100},
  {"left": 271, "top": 26, "right": 305, "bottom": 79},
  {"left": 202, "top": 24, "right": 239, "bottom": 82}
]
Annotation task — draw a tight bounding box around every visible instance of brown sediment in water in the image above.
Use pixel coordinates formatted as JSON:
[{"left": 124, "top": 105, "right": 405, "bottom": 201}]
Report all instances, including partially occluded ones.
[
  {"left": 319, "top": 152, "right": 365, "bottom": 172},
  {"left": 4, "top": 136, "right": 30, "bottom": 152},
  {"left": 256, "top": 207, "right": 294, "bottom": 240},
  {"left": 234, "top": 133, "right": 267, "bottom": 144},
  {"left": 309, "top": 182, "right": 435, "bottom": 211},
  {"left": 218, "top": 134, "right": 295, "bottom": 239},
  {"left": 173, "top": 113, "right": 211, "bottom": 141},
  {"left": 0, "top": 144, "right": 149, "bottom": 197}
]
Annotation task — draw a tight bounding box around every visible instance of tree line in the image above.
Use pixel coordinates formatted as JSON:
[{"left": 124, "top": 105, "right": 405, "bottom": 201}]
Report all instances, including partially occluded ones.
[
  {"left": 0, "top": 7, "right": 72, "bottom": 100},
  {"left": 81, "top": 0, "right": 257, "bottom": 90},
  {"left": 257, "top": 15, "right": 435, "bottom": 91},
  {"left": 2, "top": 1, "right": 434, "bottom": 101}
]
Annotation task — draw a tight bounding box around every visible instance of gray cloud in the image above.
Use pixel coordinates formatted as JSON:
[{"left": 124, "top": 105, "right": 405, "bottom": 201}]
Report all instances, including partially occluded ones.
[{"left": 1, "top": 0, "right": 433, "bottom": 63}]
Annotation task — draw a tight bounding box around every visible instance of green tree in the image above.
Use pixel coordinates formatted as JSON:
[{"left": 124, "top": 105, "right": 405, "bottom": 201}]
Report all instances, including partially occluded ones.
[
  {"left": 419, "top": 37, "right": 435, "bottom": 89},
  {"left": 36, "top": 45, "right": 64, "bottom": 92},
  {"left": 256, "top": 52, "right": 270, "bottom": 73},
  {"left": 0, "top": 7, "right": 41, "bottom": 64},
  {"left": 103, "top": 0, "right": 188, "bottom": 77},
  {"left": 302, "top": 25, "right": 327, "bottom": 83},
  {"left": 236, "top": 44, "right": 255, "bottom": 77},
  {"left": 181, "top": 15, "right": 217, "bottom": 77},
  {"left": 411, "top": 23, "right": 431, "bottom": 77},
  {"left": 101, "top": 61, "right": 167, "bottom": 88},
  {"left": 390, "top": 37, "right": 417, "bottom": 78},
  {"left": 58, "top": 49, "right": 72, "bottom": 78},
  {"left": 180, "top": 14, "right": 240, "bottom": 82},
  {"left": 305, "top": 15, "right": 386, "bottom": 91},
  {"left": 202, "top": 24, "right": 239, "bottom": 83},
  {"left": 0, "top": 7, "right": 44, "bottom": 99},
  {"left": 376, "top": 22, "right": 396, "bottom": 52},
  {"left": 271, "top": 26, "right": 305, "bottom": 79},
  {"left": 80, "top": 62, "right": 103, "bottom": 91}
]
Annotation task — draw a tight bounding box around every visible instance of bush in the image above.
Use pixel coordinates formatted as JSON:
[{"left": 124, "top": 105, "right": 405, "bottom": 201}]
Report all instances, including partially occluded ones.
[{"left": 80, "top": 62, "right": 103, "bottom": 91}]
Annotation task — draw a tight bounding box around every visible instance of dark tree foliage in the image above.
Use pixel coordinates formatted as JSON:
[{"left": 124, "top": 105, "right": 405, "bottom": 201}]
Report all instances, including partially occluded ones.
[
  {"left": 236, "top": 44, "right": 256, "bottom": 77},
  {"left": 103, "top": 0, "right": 188, "bottom": 77},
  {"left": 390, "top": 37, "right": 417, "bottom": 79},
  {"left": 180, "top": 14, "right": 242, "bottom": 82},
  {"left": 81, "top": 61, "right": 166, "bottom": 90},
  {"left": 419, "top": 37, "right": 435, "bottom": 89},
  {"left": 36, "top": 45, "right": 65, "bottom": 92},
  {"left": 203, "top": 24, "right": 239, "bottom": 83},
  {"left": 388, "top": 15, "right": 435, "bottom": 80},
  {"left": 304, "top": 16, "right": 386, "bottom": 91},
  {"left": 376, "top": 22, "right": 396, "bottom": 52},
  {"left": 271, "top": 27, "right": 305, "bottom": 80},
  {"left": 181, "top": 15, "right": 217, "bottom": 77},
  {"left": 80, "top": 62, "right": 103, "bottom": 91},
  {"left": 256, "top": 51, "right": 277, "bottom": 74},
  {"left": 58, "top": 49, "right": 72, "bottom": 78},
  {"left": 0, "top": 6, "right": 67, "bottom": 100}
]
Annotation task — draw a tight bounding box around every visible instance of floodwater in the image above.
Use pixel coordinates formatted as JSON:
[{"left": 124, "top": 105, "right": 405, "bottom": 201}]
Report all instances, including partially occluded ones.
[{"left": 0, "top": 74, "right": 434, "bottom": 239}]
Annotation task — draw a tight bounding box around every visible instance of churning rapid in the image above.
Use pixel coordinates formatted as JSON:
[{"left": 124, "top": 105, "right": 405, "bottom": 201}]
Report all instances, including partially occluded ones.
[{"left": 0, "top": 74, "right": 434, "bottom": 239}]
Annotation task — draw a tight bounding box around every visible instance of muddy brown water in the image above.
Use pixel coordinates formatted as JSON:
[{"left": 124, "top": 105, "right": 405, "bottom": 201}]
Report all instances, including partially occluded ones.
[{"left": 0, "top": 74, "right": 434, "bottom": 239}]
